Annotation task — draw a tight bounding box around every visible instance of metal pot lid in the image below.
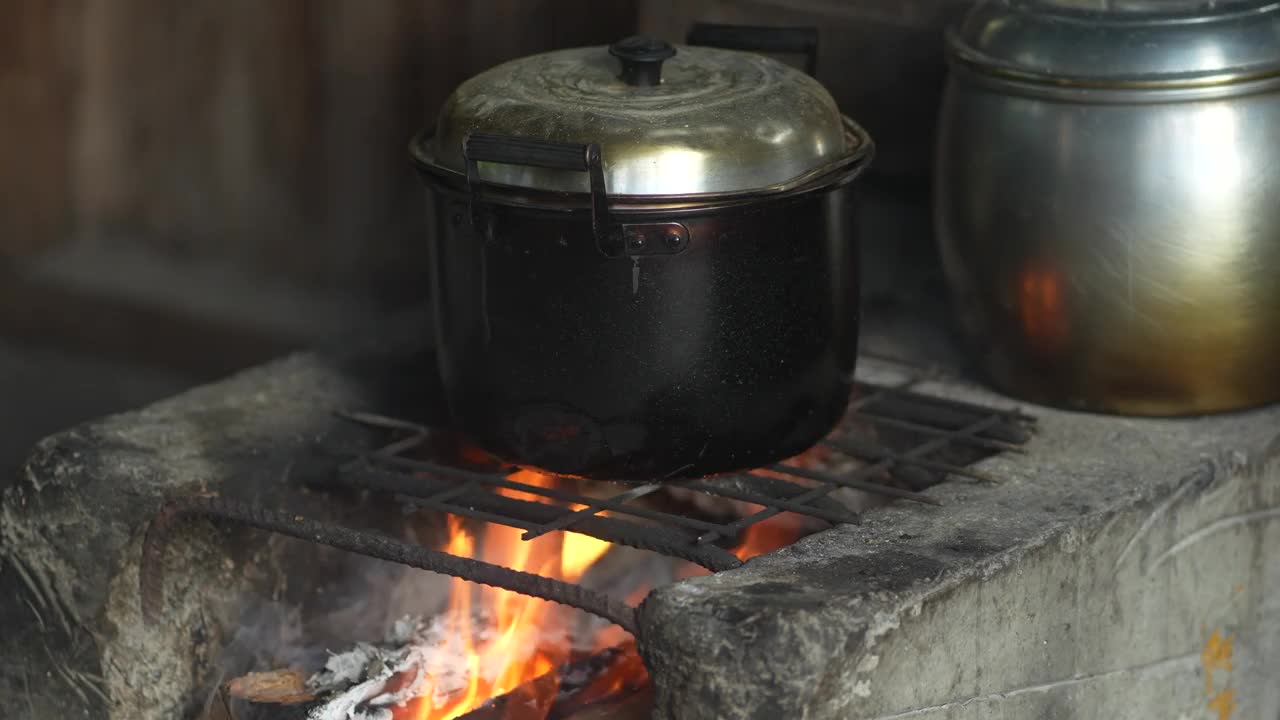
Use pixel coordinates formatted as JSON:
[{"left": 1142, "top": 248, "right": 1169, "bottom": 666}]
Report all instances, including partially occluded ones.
[
  {"left": 948, "top": 0, "right": 1280, "bottom": 88},
  {"left": 418, "top": 36, "right": 866, "bottom": 197}
]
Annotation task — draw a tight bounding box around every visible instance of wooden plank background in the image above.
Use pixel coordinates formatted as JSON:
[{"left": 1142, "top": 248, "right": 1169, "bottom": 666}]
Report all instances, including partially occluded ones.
[{"left": 1, "top": 0, "right": 637, "bottom": 295}]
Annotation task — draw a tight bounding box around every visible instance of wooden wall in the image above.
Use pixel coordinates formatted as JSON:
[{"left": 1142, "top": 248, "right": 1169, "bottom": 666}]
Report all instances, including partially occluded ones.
[{"left": 1, "top": 0, "right": 637, "bottom": 295}]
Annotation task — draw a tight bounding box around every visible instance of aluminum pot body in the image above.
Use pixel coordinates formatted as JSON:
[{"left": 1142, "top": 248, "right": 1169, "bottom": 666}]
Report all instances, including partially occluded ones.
[
  {"left": 936, "top": 70, "right": 1280, "bottom": 415},
  {"left": 423, "top": 183, "right": 859, "bottom": 480}
]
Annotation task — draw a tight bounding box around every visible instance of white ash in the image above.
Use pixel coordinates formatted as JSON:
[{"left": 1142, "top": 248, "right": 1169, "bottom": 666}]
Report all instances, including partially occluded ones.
[
  {"left": 303, "top": 609, "right": 571, "bottom": 720},
  {"left": 305, "top": 615, "right": 450, "bottom": 720}
]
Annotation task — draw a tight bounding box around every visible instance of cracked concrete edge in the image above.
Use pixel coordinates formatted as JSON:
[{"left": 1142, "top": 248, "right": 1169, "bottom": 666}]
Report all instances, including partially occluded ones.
[
  {"left": 847, "top": 441, "right": 1280, "bottom": 720},
  {"left": 2, "top": 354, "right": 341, "bottom": 619},
  {"left": 638, "top": 359, "right": 1280, "bottom": 719},
  {"left": 639, "top": 457, "right": 1239, "bottom": 719}
]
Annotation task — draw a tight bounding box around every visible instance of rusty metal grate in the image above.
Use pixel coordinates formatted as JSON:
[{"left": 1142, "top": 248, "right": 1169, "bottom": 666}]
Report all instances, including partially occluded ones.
[
  {"left": 333, "top": 380, "right": 1033, "bottom": 575},
  {"left": 140, "top": 380, "right": 1034, "bottom": 635}
]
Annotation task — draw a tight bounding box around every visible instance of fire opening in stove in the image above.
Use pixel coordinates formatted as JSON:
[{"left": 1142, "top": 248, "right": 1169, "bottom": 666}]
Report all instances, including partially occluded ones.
[{"left": 141, "top": 379, "right": 1033, "bottom": 720}]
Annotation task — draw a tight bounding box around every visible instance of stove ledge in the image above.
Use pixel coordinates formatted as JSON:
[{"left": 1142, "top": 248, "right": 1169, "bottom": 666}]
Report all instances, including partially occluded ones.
[{"left": 639, "top": 362, "right": 1280, "bottom": 720}]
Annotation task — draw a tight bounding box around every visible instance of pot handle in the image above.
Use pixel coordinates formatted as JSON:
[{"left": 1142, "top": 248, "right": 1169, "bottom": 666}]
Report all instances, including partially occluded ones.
[
  {"left": 464, "top": 132, "right": 612, "bottom": 248},
  {"left": 685, "top": 23, "right": 819, "bottom": 77}
]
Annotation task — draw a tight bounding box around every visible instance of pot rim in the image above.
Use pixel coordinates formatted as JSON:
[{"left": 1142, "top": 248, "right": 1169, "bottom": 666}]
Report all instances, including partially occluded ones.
[
  {"left": 410, "top": 116, "right": 874, "bottom": 213},
  {"left": 945, "top": 1, "right": 1280, "bottom": 91},
  {"left": 945, "top": 54, "right": 1280, "bottom": 103}
]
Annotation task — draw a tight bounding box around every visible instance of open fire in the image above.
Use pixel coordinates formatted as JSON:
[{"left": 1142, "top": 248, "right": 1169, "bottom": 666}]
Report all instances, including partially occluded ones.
[
  {"left": 226, "top": 462, "right": 821, "bottom": 720},
  {"left": 126, "top": 379, "right": 1016, "bottom": 720},
  {"left": 397, "top": 470, "right": 616, "bottom": 720},
  {"left": 210, "top": 425, "right": 870, "bottom": 720},
  {"left": 384, "top": 468, "right": 810, "bottom": 720}
]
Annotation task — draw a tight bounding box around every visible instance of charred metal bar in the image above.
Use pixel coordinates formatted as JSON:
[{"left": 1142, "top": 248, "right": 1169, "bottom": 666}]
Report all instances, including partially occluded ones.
[
  {"left": 766, "top": 463, "right": 943, "bottom": 505},
  {"left": 846, "top": 378, "right": 918, "bottom": 412},
  {"left": 674, "top": 475, "right": 862, "bottom": 526},
  {"left": 822, "top": 437, "right": 1002, "bottom": 484},
  {"left": 693, "top": 456, "right": 897, "bottom": 546},
  {"left": 140, "top": 496, "right": 640, "bottom": 635},
  {"left": 876, "top": 385, "right": 1035, "bottom": 422},
  {"left": 419, "top": 476, "right": 482, "bottom": 505},
  {"left": 339, "top": 461, "right": 744, "bottom": 572},
  {"left": 354, "top": 454, "right": 728, "bottom": 534},
  {"left": 697, "top": 414, "right": 1006, "bottom": 545},
  {"left": 850, "top": 414, "right": 1026, "bottom": 453},
  {"left": 824, "top": 433, "right": 938, "bottom": 489},
  {"left": 336, "top": 410, "right": 432, "bottom": 457},
  {"left": 855, "top": 394, "right": 1031, "bottom": 444},
  {"left": 312, "top": 382, "right": 1030, "bottom": 567},
  {"left": 520, "top": 483, "right": 663, "bottom": 541},
  {"left": 883, "top": 463, "right": 938, "bottom": 491}
]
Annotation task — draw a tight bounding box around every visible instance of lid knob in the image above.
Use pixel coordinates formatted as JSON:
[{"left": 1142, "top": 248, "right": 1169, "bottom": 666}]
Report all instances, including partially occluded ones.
[{"left": 609, "top": 36, "right": 677, "bottom": 87}]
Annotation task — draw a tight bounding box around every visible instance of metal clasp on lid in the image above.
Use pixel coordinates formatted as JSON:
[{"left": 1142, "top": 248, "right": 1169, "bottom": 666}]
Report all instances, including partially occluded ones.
[{"left": 463, "top": 132, "right": 688, "bottom": 258}]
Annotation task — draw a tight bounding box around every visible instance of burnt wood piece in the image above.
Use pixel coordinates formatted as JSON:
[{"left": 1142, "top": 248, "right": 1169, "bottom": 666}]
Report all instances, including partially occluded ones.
[
  {"left": 229, "top": 644, "right": 647, "bottom": 720},
  {"left": 457, "top": 643, "right": 646, "bottom": 720},
  {"left": 226, "top": 669, "right": 313, "bottom": 705}
]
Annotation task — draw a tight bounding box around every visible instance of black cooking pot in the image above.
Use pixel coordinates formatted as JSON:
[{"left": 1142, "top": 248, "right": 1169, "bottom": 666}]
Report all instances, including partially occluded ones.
[{"left": 411, "top": 33, "right": 873, "bottom": 481}]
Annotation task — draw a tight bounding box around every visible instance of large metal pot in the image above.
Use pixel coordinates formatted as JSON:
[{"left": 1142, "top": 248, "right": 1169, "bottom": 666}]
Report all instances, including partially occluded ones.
[
  {"left": 936, "top": 0, "right": 1280, "bottom": 415},
  {"left": 411, "top": 34, "right": 873, "bottom": 480}
]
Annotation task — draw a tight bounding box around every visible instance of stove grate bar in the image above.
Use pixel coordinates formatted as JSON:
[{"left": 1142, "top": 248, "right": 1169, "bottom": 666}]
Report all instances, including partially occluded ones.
[
  {"left": 848, "top": 383, "right": 1033, "bottom": 423},
  {"left": 821, "top": 437, "right": 1002, "bottom": 484},
  {"left": 695, "top": 458, "right": 897, "bottom": 546},
  {"left": 673, "top": 475, "right": 862, "bottom": 526},
  {"left": 331, "top": 380, "right": 1033, "bottom": 562},
  {"left": 349, "top": 451, "right": 865, "bottom": 551},
  {"left": 519, "top": 483, "right": 664, "bottom": 541},
  {"left": 766, "top": 463, "right": 943, "bottom": 505},
  {"left": 358, "top": 454, "right": 727, "bottom": 533},
  {"left": 338, "top": 461, "right": 744, "bottom": 571},
  {"left": 140, "top": 496, "right": 639, "bottom": 634},
  {"left": 417, "top": 475, "right": 481, "bottom": 505},
  {"left": 694, "top": 413, "right": 1012, "bottom": 545},
  {"left": 854, "top": 395, "right": 1030, "bottom": 445},
  {"left": 850, "top": 413, "right": 1027, "bottom": 453},
  {"left": 846, "top": 376, "right": 922, "bottom": 412},
  {"left": 137, "top": 380, "right": 1034, "bottom": 645},
  {"left": 404, "top": 496, "right": 542, "bottom": 531}
]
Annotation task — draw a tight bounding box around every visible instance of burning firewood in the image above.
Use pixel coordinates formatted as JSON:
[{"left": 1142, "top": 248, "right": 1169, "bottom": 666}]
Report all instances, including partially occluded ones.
[
  {"left": 224, "top": 615, "right": 649, "bottom": 720},
  {"left": 458, "top": 641, "right": 647, "bottom": 720},
  {"left": 227, "top": 669, "right": 315, "bottom": 705}
]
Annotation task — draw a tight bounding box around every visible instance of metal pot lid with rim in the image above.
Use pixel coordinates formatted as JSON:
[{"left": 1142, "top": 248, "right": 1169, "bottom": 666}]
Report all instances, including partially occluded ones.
[
  {"left": 947, "top": 0, "right": 1280, "bottom": 88},
  {"left": 413, "top": 35, "right": 869, "bottom": 198}
]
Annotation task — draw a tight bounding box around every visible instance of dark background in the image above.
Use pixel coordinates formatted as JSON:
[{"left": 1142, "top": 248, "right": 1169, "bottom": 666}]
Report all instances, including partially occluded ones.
[{"left": 0, "top": 0, "right": 968, "bottom": 474}]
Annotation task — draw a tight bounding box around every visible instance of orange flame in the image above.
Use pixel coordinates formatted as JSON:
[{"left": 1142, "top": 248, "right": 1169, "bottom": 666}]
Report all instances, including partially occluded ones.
[
  {"left": 399, "top": 469, "right": 809, "bottom": 719},
  {"left": 732, "top": 511, "right": 808, "bottom": 562},
  {"left": 399, "top": 471, "right": 616, "bottom": 720}
]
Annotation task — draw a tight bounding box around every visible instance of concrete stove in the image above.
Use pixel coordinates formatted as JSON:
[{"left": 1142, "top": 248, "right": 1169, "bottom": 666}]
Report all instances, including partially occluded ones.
[{"left": 2, "top": 308, "right": 1277, "bottom": 720}]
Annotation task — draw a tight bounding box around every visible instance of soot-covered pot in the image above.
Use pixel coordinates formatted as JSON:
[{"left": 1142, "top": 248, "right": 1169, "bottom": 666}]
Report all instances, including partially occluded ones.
[{"left": 411, "top": 33, "right": 873, "bottom": 480}]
